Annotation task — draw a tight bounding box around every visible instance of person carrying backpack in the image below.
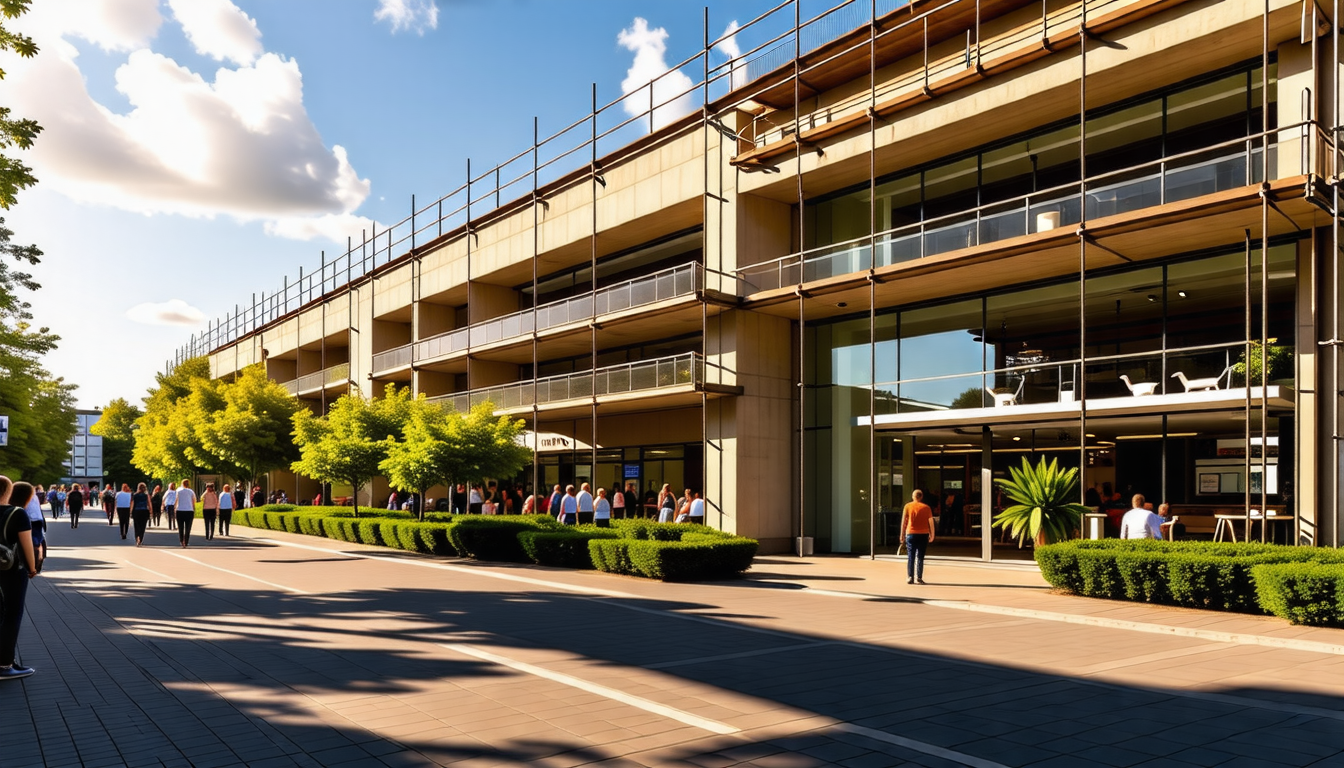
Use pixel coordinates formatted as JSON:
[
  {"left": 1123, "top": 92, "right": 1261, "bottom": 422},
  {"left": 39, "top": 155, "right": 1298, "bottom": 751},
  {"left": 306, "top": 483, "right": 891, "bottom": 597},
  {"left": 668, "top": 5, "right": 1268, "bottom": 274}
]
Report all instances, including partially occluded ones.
[{"left": 1, "top": 477, "right": 41, "bottom": 680}]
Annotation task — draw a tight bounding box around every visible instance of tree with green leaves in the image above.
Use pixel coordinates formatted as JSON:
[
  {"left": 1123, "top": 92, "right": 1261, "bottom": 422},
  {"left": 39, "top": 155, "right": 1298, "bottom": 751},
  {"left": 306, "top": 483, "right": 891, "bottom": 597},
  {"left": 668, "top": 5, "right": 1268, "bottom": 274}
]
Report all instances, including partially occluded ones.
[
  {"left": 291, "top": 384, "right": 413, "bottom": 517},
  {"left": 91, "top": 397, "right": 144, "bottom": 487},
  {"left": 197, "top": 365, "right": 300, "bottom": 488},
  {"left": 133, "top": 356, "right": 218, "bottom": 482},
  {"left": 382, "top": 400, "right": 532, "bottom": 521},
  {"left": 0, "top": 0, "right": 41, "bottom": 211}
]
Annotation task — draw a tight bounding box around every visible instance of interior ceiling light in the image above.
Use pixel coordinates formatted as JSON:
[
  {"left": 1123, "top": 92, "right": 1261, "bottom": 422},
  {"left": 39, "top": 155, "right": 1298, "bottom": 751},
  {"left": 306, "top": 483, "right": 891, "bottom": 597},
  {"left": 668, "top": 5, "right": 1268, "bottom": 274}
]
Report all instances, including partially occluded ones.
[
  {"left": 1115, "top": 432, "right": 1199, "bottom": 440},
  {"left": 1178, "top": 290, "right": 1188, "bottom": 298},
  {"left": 1147, "top": 294, "right": 1158, "bottom": 302},
  {"left": 1011, "top": 436, "right": 1022, "bottom": 441}
]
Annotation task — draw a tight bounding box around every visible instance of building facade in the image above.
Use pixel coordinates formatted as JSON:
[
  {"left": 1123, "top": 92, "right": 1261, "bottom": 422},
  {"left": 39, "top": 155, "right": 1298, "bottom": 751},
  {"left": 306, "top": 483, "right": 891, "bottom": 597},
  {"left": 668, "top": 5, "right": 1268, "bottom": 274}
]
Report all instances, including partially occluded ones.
[
  {"left": 65, "top": 410, "right": 104, "bottom": 488},
  {"left": 178, "top": 0, "right": 1344, "bottom": 556}
]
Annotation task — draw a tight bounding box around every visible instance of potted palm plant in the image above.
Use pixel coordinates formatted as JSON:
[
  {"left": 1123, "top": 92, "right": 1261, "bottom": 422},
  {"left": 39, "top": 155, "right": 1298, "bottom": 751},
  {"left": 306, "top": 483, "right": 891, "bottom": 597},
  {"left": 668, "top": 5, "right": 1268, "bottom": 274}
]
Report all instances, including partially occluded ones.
[{"left": 993, "top": 457, "right": 1089, "bottom": 546}]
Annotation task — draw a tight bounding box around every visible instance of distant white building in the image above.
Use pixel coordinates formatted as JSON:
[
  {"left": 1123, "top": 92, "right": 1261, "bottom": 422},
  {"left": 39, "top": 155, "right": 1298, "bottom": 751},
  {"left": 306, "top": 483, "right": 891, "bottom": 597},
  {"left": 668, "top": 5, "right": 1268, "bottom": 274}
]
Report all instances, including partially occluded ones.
[{"left": 63, "top": 409, "right": 103, "bottom": 487}]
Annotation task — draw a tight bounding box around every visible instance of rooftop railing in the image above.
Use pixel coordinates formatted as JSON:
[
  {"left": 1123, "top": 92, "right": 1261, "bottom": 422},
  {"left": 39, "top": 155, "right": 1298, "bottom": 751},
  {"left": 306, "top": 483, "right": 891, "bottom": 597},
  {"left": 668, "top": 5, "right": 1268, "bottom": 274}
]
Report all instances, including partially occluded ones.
[
  {"left": 171, "top": 0, "right": 918, "bottom": 371},
  {"left": 426, "top": 352, "right": 706, "bottom": 414},
  {"left": 284, "top": 362, "right": 352, "bottom": 396}
]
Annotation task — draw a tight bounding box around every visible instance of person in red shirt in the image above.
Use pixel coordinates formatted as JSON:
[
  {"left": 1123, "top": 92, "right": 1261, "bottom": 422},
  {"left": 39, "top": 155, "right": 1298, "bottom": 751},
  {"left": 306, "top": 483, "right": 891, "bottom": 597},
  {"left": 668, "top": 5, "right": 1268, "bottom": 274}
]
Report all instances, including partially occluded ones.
[{"left": 900, "top": 489, "right": 936, "bottom": 585}]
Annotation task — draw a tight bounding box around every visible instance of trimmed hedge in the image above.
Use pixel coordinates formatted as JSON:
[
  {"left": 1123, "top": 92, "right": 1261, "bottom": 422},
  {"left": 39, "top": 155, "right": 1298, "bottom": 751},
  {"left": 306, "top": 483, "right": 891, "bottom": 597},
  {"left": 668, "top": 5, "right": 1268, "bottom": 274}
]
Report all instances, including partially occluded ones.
[
  {"left": 590, "top": 536, "right": 759, "bottom": 581},
  {"left": 1037, "top": 539, "right": 1344, "bottom": 621},
  {"left": 1253, "top": 562, "right": 1344, "bottom": 626},
  {"left": 519, "top": 528, "right": 620, "bottom": 568},
  {"left": 232, "top": 506, "right": 759, "bottom": 582},
  {"left": 446, "top": 516, "right": 559, "bottom": 563}
]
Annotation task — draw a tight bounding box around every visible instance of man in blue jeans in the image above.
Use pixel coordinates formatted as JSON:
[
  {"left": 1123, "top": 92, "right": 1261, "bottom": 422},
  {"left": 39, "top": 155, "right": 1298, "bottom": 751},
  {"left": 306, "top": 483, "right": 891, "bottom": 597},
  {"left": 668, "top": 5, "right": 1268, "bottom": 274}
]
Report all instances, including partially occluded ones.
[{"left": 900, "top": 489, "right": 936, "bottom": 585}]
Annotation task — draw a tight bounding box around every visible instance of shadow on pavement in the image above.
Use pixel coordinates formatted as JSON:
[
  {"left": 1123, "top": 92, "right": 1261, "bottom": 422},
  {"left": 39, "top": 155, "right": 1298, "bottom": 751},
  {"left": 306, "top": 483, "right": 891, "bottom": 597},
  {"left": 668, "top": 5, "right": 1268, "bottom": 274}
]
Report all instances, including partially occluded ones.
[{"left": 6, "top": 544, "right": 1344, "bottom": 768}]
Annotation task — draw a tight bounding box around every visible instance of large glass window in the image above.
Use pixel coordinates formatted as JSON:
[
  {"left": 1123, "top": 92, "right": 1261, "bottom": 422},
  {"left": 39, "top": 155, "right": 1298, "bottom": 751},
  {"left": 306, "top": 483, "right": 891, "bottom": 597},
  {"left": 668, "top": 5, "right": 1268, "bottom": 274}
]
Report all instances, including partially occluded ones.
[{"left": 800, "top": 61, "right": 1274, "bottom": 268}]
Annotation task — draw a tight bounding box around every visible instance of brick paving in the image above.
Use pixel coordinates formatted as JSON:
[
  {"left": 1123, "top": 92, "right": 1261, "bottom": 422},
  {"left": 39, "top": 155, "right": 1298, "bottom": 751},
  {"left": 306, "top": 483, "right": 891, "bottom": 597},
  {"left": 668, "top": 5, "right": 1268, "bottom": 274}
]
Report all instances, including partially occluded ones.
[{"left": 3, "top": 519, "right": 1344, "bottom": 767}]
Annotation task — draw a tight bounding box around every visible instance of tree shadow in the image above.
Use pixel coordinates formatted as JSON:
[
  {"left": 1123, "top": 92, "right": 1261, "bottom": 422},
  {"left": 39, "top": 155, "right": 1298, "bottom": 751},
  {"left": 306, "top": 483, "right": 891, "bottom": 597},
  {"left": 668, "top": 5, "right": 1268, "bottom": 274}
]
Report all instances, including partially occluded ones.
[{"left": 7, "top": 551, "right": 1344, "bottom": 768}]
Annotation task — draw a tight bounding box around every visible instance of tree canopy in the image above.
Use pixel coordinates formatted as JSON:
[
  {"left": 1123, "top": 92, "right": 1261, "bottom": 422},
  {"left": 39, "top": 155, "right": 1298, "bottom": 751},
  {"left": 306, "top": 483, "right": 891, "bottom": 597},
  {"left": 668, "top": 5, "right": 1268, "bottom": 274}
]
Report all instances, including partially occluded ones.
[
  {"left": 91, "top": 397, "right": 144, "bottom": 487},
  {"left": 198, "top": 365, "right": 301, "bottom": 485},
  {"left": 0, "top": 0, "right": 41, "bottom": 211},
  {"left": 291, "top": 385, "right": 414, "bottom": 516},
  {"left": 133, "top": 357, "right": 214, "bottom": 482}
]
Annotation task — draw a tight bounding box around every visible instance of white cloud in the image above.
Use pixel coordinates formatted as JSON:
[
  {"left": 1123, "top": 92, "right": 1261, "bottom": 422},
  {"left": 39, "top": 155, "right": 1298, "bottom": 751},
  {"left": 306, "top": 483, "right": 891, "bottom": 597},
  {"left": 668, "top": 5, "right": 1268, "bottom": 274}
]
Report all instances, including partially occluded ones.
[
  {"left": 21, "top": 0, "right": 161, "bottom": 54},
  {"left": 7, "top": 0, "right": 371, "bottom": 243},
  {"left": 126, "top": 299, "right": 206, "bottom": 328},
  {"left": 167, "top": 0, "right": 262, "bottom": 66},
  {"left": 715, "top": 21, "right": 748, "bottom": 91},
  {"left": 375, "top": 0, "right": 439, "bottom": 35},
  {"left": 264, "top": 212, "right": 379, "bottom": 243},
  {"left": 617, "top": 18, "right": 695, "bottom": 132}
]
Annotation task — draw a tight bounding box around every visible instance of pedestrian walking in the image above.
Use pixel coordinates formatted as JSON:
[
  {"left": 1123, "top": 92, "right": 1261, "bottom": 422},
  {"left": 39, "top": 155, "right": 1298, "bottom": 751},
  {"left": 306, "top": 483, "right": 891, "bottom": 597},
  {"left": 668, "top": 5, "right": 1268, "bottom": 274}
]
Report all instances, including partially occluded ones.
[
  {"left": 150, "top": 484, "right": 163, "bottom": 527},
  {"left": 163, "top": 482, "right": 177, "bottom": 532},
  {"left": 250, "top": 485, "right": 264, "bottom": 510},
  {"left": 546, "top": 484, "right": 563, "bottom": 517},
  {"left": 115, "top": 483, "right": 132, "bottom": 540},
  {"left": 218, "top": 484, "right": 234, "bottom": 537},
  {"left": 900, "top": 489, "right": 935, "bottom": 585},
  {"left": 1, "top": 478, "right": 40, "bottom": 680},
  {"left": 24, "top": 485, "right": 46, "bottom": 572},
  {"left": 66, "top": 484, "right": 83, "bottom": 529},
  {"left": 131, "top": 483, "right": 151, "bottom": 546},
  {"left": 174, "top": 480, "right": 196, "bottom": 548},
  {"left": 201, "top": 483, "right": 219, "bottom": 541},
  {"left": 102, "top": 483, "right": 116, "bottom": 525},
  {"left": 54, "top": 485, "right": 67, "bottom": 520}
]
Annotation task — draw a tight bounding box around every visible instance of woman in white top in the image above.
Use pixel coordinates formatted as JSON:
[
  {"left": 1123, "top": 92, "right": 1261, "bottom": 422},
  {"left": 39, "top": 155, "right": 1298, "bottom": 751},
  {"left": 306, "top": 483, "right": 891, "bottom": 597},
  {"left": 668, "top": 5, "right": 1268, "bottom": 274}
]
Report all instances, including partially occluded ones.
[
  {"left": 115, "top": 483, "right": 133, "bottom": 540},
  {"left": 593, "top": 488, "right": 612, "bottom": 528},
  {"left": 218, "top": 483, "right": 235, "bottom": 537},
  {"left": 163, "top": 483, "right": 177, "bottom": 531}
]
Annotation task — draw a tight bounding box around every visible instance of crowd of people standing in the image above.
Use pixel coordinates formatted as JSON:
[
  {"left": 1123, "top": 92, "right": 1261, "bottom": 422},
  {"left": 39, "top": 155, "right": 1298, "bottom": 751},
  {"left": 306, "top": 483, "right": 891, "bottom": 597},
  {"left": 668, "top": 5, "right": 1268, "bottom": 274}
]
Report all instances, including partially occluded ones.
[{"left": 385, "top": 480, "right": 711, "bottom": 527}]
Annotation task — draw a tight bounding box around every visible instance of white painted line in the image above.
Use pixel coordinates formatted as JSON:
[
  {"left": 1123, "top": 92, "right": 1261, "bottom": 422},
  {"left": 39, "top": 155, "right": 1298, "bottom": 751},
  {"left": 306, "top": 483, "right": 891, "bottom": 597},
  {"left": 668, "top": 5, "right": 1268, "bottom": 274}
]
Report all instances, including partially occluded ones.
[
  {"left": 833, "top": 723, "right": 1010, "bottom": 768},
  {"left": 161, "top": 551, "right": 311, "bottom": 595},
  {"left": 645, "top": 641, "right": 835, "bottom": 669},
  {"left": 440, "top": 643, "right": 740, "bottom": 735},
  {"left": 921, "top": 599, "right": 1344, "bottom": 656},
  {"left": 124, "top": 561, "right": 186, "bottom": 583}
]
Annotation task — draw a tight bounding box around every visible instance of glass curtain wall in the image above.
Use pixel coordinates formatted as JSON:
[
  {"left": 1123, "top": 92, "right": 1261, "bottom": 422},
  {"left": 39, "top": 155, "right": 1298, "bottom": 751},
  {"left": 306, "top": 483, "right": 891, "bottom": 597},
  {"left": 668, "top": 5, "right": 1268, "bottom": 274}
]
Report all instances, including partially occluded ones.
[
  {"left": 805, "top": 243, "right": 1297, "bottom": 554},
  {"left": 799, "top": 62, "right": 1276, "bottom": 281}
]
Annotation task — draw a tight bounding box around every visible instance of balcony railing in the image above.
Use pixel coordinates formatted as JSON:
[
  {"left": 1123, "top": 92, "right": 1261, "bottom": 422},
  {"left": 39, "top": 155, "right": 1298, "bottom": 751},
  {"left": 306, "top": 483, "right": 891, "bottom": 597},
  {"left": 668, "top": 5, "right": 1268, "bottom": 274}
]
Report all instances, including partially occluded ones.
[
  {"left": 740, "top": 129, "right": 1299, "bottom": 294},
  {"left": 405, "top": 263, "right": 703, "bottom": 368},
  {"left": 371, "top": 344, "right": 413, "bottom": 374},
  {"left": 287, "top": 362, "right": 351, "bottom": 395},
  {"left": 426, "top": 352, "right": 705, "bottom": 413}
]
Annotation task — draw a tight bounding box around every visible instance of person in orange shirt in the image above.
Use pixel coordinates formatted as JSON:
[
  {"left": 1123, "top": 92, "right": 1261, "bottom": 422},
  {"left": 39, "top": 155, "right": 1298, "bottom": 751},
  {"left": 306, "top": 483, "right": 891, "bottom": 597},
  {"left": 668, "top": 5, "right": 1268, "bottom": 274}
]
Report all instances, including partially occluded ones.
[{"left": 900, "top": 489, "right": 936, "bottom": 585}]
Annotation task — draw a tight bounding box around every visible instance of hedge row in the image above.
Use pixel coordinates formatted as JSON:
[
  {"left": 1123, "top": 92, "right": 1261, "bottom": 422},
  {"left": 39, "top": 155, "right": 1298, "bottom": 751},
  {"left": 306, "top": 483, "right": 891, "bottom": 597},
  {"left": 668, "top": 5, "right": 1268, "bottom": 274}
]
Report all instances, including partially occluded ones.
[
  {"left": 1036, "top": 540, "right": 1344, "bottom": 625},
  {"left": 234, "top": 506, "right": 757, "bottom": 581}
]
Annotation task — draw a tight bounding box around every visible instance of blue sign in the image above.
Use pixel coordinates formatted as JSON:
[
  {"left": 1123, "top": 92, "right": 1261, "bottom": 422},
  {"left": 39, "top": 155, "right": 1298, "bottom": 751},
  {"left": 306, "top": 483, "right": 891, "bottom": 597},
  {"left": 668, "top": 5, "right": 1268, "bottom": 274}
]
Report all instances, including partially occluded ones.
[{"left": 623, "top": 464, "right": 641, "bottom": 479}]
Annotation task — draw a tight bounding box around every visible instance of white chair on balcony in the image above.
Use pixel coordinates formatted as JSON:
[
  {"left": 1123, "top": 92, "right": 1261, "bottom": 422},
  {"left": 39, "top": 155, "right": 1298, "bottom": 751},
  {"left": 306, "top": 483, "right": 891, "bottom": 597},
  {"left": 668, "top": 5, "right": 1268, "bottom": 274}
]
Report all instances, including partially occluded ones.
[
  {"left": 984, "top": 377, "right": 1025, "bottom": 407},
  {"left": 1171, "top": 366, "right": 1233, "bottom": 392},
  {"left": 1118, "top": 374, "right": 1157, "bottom": 396}
]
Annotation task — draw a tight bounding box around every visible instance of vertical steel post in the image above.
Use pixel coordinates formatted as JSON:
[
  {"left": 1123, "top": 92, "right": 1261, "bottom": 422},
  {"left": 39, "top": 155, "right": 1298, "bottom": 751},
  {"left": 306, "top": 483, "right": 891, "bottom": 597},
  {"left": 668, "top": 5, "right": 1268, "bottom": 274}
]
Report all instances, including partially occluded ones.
[
  {"left": 1077, "top": 0, "right": 1090, "bottom": 527},
  {"left": 591, "top": 82, "right": 599, "bottom": 491},
  {"left": 1245, "top": 229, "right": 1253, "bottom": 540},
  {"left": 1260, "top": 0, "right": 1270, "bottom": 540},
  {"left": 869, "top": 0, "right": 878, "bottom": 559},
  {"left": 532, "top": 115, "right": 541, "bottom": 505},
  {"left": 795, "top": 0, "right": 807, "bottom": 557}
]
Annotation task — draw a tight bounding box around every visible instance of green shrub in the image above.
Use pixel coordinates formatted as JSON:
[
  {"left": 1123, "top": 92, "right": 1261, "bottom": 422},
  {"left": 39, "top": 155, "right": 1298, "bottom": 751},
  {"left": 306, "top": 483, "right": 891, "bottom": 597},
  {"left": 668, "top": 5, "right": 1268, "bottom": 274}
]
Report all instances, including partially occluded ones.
[
  {"left": 261, "top": 504, "right": 297, "bottom": 512},
  {"left": 281, "top": 514, "right": 303, "bottom": 534},
  {"left": 416, "top": 523, "right": 458, "bottom": 555},
  {"left": 590, "top": 539, "right": 635, "bottom": 575},
  {"left": 447, "top": 516, "right": 557, "bottom": 562},
  {"left": 625, "top": 537, "right": 759, "bottom": 581},
  {"left": 354, "top": 519, "right": 384, "bottom": 546},
  {"left": 380, "top": 521, "right": 409, "bottom": 551},
  {"left": 1253, "top": 562, "right": 1344, "bottom": 626},
  {"left": 519, "top": 529, "right": 619, "bottom": 569},
  {"left": 614, "top": 519, "right": 687, "bottom": 541},
  {"left": 299, "top": 515, "right": 327, "bottom": 537},
  {"left": 1037, "top": 539, "right": 1327, "bottom": 615}
]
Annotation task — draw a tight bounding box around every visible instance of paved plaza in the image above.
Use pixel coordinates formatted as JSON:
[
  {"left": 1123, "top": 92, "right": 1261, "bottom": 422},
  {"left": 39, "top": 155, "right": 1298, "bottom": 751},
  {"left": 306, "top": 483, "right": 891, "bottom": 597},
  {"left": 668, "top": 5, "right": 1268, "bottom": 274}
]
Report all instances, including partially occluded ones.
[{"left": 4, "top": 520, "right": 1344, "bottom": 768}]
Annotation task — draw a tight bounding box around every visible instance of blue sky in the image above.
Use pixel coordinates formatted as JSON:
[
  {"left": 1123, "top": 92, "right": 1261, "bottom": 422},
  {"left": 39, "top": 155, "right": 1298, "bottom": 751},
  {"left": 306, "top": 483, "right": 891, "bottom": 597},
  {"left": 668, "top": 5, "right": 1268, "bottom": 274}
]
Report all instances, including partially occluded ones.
[{"left": 5, "top": 0, "right": 788, "bottom": 409}]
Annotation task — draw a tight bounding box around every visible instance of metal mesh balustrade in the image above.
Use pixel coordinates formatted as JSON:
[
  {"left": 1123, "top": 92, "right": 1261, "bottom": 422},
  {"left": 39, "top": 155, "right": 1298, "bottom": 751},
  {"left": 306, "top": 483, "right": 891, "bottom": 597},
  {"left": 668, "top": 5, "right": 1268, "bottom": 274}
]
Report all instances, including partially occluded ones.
[
  {"left": 424, "top": 353, "right": 704, "bottom": 413},
  {"left": 371, "top": 345, "right": 412, "bottom": 374},
  {"left": 407, "top": 264, "right": 703, "bottom": 366}
]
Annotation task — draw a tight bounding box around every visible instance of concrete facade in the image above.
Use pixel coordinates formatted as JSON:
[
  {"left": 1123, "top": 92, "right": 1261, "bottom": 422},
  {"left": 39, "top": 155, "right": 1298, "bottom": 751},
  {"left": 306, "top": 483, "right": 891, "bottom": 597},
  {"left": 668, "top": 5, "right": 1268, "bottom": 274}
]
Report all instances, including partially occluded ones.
[{"left": 185, "top": 0, "right": 1344, "bottom": 554}]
